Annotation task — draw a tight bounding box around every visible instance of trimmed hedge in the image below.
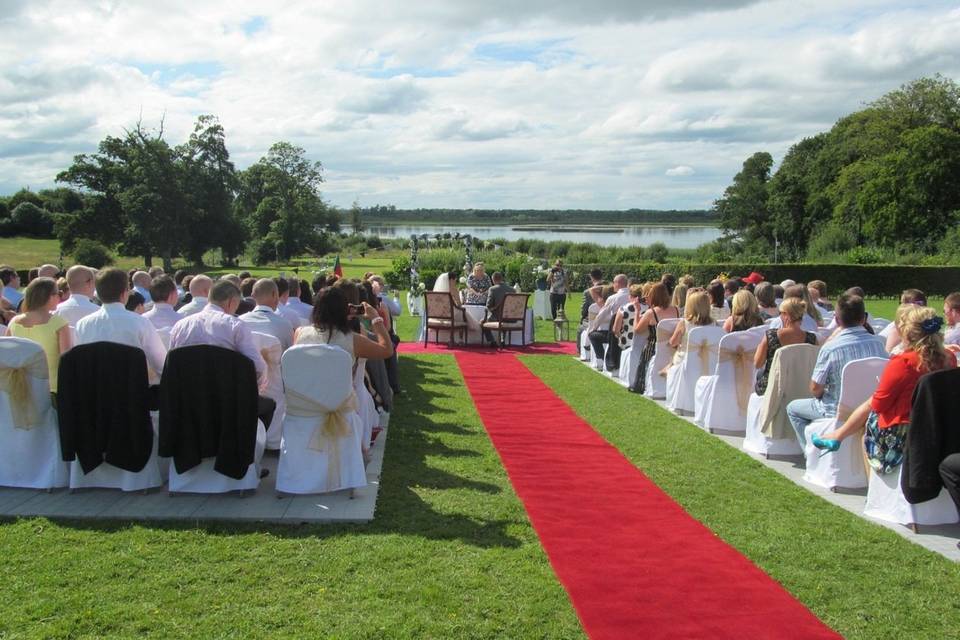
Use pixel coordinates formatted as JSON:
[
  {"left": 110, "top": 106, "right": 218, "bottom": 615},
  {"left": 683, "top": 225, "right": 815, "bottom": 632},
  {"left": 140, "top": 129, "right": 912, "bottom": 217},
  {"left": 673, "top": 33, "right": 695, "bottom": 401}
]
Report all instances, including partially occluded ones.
[{"left": 563, "top": 263, "right": 960, "bottom": 297}]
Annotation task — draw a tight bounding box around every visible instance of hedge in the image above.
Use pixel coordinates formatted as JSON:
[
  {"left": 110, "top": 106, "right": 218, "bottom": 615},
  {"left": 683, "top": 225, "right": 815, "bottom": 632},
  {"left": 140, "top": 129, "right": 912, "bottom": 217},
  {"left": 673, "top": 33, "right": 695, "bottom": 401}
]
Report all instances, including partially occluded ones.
[{"left": 561, "top": 263, "right": 960, "bottom": 297}]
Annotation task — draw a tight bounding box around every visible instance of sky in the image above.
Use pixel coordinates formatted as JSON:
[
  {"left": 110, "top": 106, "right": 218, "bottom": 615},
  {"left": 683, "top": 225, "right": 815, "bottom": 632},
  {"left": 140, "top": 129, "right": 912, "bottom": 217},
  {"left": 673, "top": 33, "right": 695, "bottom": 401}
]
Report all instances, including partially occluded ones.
[{"left": 1, "top": 0, "right": 958, "bottom": 211}]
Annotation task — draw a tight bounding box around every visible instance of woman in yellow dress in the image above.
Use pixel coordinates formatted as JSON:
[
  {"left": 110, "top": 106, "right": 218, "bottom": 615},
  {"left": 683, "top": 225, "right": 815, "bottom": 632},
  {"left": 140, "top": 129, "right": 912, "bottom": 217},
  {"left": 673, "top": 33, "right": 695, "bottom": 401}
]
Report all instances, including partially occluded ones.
[{"left": 8, "top": 277, "right": 73, "bottom": 394}]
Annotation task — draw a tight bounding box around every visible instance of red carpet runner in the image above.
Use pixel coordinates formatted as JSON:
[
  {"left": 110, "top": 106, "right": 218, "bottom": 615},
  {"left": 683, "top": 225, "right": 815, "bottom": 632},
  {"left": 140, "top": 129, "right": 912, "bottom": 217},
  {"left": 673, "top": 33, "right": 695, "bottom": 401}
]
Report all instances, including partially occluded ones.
[{"left": 454, "top": 350, "right": 839, "bottom": 640}]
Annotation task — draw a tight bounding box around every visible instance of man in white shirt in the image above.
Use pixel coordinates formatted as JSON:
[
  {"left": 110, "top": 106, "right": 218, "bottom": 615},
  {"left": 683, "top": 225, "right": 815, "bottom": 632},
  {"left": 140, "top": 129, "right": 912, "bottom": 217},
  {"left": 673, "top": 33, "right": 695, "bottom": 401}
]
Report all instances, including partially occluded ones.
[
  {"left": 169, "top": 280, "right": 266, "bottom": 385},
  {"left": 285, "top": 277, "right": 314, "bottom": 321},
  {"left": 76, "top": 267, "right": 167, "bottom": 383},
  {"left": 55, "top": 265, "right": 101, "bottom": 327},
  {"left": 38, "top": 264, "right": 60, "bottom": 278},
  {"left": 370, "top": 276, "right": 402, "bottom": 317},
  {"left": 177, "top": 275, "right": 212, "bottom": 316},
  {"left": 274, "top": 277, "right": 306, "bottom": 328},
  {"left": 587, "top": 274, "right": 631, "bottom": 372},
  {"left": 131, "top": 271, "right": 154, "bottom": 311},
  {"left": 143, "top": 275, "right": 181, "bottom": 330},
  {"left": 0, "top": 266, "right": 23, "bottom": 309},
  {"left": 239, "top": 278, "right": 295, "bottom": 350}
]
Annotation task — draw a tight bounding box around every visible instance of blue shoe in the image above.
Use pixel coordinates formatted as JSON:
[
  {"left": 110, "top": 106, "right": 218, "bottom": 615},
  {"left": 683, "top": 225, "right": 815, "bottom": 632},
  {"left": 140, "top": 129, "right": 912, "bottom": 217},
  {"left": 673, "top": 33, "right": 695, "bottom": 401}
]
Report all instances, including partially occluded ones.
[{"left": 811, "top": 436, "right": 841, "bottom": 454}]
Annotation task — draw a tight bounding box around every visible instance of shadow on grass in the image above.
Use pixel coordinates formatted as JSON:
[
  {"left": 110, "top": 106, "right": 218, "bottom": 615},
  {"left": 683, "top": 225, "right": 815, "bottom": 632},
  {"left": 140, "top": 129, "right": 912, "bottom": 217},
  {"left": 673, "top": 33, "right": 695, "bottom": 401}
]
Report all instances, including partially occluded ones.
[{"left": 22, "top": 356, "right": 525, "bottom": 549}]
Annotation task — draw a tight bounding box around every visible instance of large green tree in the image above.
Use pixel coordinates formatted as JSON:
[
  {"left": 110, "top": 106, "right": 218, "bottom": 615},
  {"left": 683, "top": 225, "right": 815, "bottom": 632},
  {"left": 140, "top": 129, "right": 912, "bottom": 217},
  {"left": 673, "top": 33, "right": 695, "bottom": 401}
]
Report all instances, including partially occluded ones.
[{"left": 714, "top": 151, "right": 774, "bottom": 252}]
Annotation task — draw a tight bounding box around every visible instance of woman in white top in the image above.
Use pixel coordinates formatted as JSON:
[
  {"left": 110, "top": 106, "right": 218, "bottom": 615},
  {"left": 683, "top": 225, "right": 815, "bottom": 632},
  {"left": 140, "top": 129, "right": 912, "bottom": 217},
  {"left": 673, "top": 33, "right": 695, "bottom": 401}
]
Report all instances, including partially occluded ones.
[{"left": 294, "top": 286, "right": 393, "bottom": 361}]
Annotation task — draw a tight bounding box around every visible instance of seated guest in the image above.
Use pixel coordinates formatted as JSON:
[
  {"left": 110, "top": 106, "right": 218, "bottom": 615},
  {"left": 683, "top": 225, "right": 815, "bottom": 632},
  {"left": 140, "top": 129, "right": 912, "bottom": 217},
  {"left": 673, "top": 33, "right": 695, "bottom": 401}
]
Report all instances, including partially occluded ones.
[
  {"left": 173, "top": 269, "right": 188, "bottom": 299},
  {"left": 147, "top": 266, "right": 164, "bottom": 279},
  {"left": 37, "top": 264, "right": 59, "bottom": 279},
  {"left": 221, "top": 274, "right": 242, "bottom": 288},
  {"left": 298, "top": 279, "right": 313, "bottom": 305},
  {"left": 723, "top": 278, "right": 740, "bottom": 304},
  {"left": 671, "top": 282, "right": 688, "bottom": 316},
  {"left": 807, "top": 280, "right": 832, "bottom": 312},
  {"left": 238, "top": 271, "right": 252, "bottom": 280},
  {"left": 131, "top": 271, "right": 153, "bottom": 309},
  {"left": 485, "top": 272, "right": 514, "bottom": 319},
  {"left": 240, "top": 277, "right": 257, "bottom": 299},
  {"left": 881, "top": 288, "right": 926, "bottom": 353},
  {"left": 294, "top": 286, "right": 394, "bottom": 362},
  {"left": 660, "top": 273, "right": 677, "bottom": 297},
  {"left": 580, "top": 268, "right": 604, "bottom": 323},
  {"left": 587, "top": 274, "right": 630, "bottom": 372},
  {"left": 786, "top": 294, "right": 887, "bottom": 446},
  {"left": 369, "top": 275, "right": 402, "bottom": 317},
  {"left": 177, "top": 275, "right": 212, "bottom": 316},
  {"left": 176, "top": 275, "right": 193, "bottom": 309},
  {"left": 612, "top": 283, "right": 647, "bottom": 340},
  {"left": 27, "top": 268, "right": 39, "bottom": 284},
  {"left": 273, "top": 277, "right": 304, "bottom": 328},
  {"left": 8, "top": 277, "right": 72, "bottom": 393},
  {"left": 707, "top": 280, "right": 729, "bottom": 322},
  {"left": 772, "top": 284, "right": 785, "bottom": 304},
  {"left": 169, "top": 280, "right": 265, "bottom": 385},
  {"left": 76, "top": 268, "right": 167, "bottom": 383},
  {"left": 125, "top": 291, "right": 146, "bottom": 314},
  {"left": 55, "top": 265, "right": 99, "bottom": 327},
  {"left": 56, "top": 277, "right": 69, "bottom": 302},
  {"left": 663, "top": 289, "right": 713, "bottom": 376},
  {"left": 239, "top": 278, "right": 295, "bottom": 350},
  {"left": 285, "top": 277, "right": 314, "bottom": 321},
  {"left": 767, "top": 285, "right": 820, "bottom": 331},
  {"left": 753, "top": 298, "right": 818, "bottom": 396},
  {"left": 1, "top": 266, "right": 23, "bottom": 310},
  {"left": 629, "top": 282, "right": 680, "bottom": 394},
  {"left": 680, "top": 274, "right": 695, "bottom": 288},
  {"left": 755, "top": 282, "right": 779, "bottom": 319},
  {"left": 943, "top": 292, "right": 960, "bottom": 348},
  {"left": 143, "top": 275, "right": 181, "bottom": 330},
  {"left": 824, "top": 286, "right": 875, "bottom": 334},
  {"left": 812, "top": 306, "right": 955, "bottom": 473},
  {"left": 723, "top": 290, "right": 765, "bottom": 333}
]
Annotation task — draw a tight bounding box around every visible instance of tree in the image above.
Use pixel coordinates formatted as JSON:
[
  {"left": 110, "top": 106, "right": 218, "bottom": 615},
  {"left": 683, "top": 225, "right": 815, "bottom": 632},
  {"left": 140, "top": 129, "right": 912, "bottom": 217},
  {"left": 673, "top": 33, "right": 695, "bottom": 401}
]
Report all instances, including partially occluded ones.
[
  {"left": 10, "top": 202, "right": 55, "bottom": 237},
  {"left": 7, "top": 188, "right": 43, "bottom": 210},
  {"left": 350, "top": 199, "right": 364, "bottom": 234},
  {"left": 714, "top": 151, "right": 774, "bottom": 253}
]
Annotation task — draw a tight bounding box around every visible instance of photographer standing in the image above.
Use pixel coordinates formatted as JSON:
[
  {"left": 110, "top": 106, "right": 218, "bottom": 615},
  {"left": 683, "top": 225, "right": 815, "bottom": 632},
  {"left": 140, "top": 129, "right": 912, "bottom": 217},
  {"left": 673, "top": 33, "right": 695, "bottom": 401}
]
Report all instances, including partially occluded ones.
[{"left": 547, "top": 259, "right": 567, "bottom": 320}]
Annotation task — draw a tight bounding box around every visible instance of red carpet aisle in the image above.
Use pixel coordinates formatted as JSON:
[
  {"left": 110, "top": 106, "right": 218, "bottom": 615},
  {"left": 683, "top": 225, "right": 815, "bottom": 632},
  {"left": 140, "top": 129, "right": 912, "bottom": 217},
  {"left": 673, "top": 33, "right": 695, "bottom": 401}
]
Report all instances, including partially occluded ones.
[{"left": 455, "top": 351, "right": 839, "bottom": 640}]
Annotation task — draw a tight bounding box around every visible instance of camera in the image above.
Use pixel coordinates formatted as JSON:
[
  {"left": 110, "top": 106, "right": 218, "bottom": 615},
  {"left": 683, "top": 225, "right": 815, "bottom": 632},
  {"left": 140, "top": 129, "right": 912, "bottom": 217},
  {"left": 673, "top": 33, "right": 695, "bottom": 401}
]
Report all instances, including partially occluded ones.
[{"left": 348, "top": 303, "right": 364, "bottom": 315}]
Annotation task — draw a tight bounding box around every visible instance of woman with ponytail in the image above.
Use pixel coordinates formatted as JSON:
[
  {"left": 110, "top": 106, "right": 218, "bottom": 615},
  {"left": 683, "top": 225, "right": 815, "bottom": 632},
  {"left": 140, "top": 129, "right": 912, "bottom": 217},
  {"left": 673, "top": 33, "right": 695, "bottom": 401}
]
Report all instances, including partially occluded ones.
[{"left": 813, "top": 306, "right": 956, "bottom": 473}]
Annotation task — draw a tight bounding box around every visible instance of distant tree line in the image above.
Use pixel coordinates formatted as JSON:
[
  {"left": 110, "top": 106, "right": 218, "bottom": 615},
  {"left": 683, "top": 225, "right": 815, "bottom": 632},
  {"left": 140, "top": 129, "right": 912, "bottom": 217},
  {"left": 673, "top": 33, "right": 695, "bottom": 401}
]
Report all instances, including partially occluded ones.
[
  {"left": 1, "top": 115, "right": 342, "bottom": 271},
  {"left": 360, "top": 205, "right": 716, "bottom": 225},
  {"left": 709, "top": 75, "right": 960, "bottom": 265}
]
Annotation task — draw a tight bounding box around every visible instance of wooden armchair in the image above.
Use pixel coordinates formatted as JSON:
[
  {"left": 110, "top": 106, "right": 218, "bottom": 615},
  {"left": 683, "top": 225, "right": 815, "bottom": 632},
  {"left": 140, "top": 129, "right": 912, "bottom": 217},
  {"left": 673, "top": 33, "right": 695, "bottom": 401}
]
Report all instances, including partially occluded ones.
[
  {"left": 423, "top": 292, "right": 468, "bottom": 346},
  {"left": 483, "top": 293, "right": 530, "bottom": 346}
]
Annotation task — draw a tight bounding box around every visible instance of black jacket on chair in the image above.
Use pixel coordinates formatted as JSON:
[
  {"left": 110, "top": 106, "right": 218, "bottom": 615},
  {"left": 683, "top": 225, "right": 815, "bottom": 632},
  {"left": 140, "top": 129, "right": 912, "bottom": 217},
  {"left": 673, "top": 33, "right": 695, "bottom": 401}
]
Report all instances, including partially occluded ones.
[
  {"left": 58, "top": 341, "right": 154, "bottom": 474},
  {"left": 158, "top": 345, "right": 259, "bottom": 479},
  {"left": 903, "top": 367, "right": 960, "bottom": 503}
]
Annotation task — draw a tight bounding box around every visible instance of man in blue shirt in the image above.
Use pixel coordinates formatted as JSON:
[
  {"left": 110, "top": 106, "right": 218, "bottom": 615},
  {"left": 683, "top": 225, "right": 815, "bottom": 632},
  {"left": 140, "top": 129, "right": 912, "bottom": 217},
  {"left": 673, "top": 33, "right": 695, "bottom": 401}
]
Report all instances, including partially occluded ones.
[
  {"left": 787, "top": 293, "right": 888, "bottom": 446},
  {"left": 1, "top": 266, "right": 23, "bottom": 310}
]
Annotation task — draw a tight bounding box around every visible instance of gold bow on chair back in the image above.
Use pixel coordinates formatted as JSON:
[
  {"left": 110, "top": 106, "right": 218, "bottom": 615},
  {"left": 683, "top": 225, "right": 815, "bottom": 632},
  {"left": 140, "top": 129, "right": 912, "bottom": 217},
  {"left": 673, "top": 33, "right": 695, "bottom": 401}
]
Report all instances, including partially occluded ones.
[
  {"left": 695, "top": 339, "right": 711, "bottom": 376},
  {"left": 0, "top": 349, "right": 48, "bottom": 430},
  {"left": 719, "top": 345, "right": 754, "bottom": 413},
  {"left": 285, "top": 387, "right": 358, "bottom": 486}
]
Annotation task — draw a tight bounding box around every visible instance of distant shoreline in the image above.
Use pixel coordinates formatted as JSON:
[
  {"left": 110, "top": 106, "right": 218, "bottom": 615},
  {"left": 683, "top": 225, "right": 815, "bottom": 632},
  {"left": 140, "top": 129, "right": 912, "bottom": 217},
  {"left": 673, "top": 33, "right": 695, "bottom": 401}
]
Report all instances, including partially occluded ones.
[{"left": 364, "top": 221, "right": 719, "bottom": 229}]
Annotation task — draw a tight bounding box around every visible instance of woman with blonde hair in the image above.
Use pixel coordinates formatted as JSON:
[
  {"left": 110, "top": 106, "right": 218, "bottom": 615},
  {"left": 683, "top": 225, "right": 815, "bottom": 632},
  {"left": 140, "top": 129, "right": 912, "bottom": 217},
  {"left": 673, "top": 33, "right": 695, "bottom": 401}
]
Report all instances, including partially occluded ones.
[
  {"left": 662, "top": 289, "right": 713, "bottom": 375},
  {"left": 7, "top": 277, "right": 73, "bottom": 393},
  {"left": 671, "top": 283, "right": 688, "bottom": 315},
  {"left": 813, "top": 306, "right": 956, "bottom": 473},
  {"left": 753, "top": 298, "right": 818, "bottom": 396},
  {"left": 723, "top": 289, "right": 765, "bottom": 333}
]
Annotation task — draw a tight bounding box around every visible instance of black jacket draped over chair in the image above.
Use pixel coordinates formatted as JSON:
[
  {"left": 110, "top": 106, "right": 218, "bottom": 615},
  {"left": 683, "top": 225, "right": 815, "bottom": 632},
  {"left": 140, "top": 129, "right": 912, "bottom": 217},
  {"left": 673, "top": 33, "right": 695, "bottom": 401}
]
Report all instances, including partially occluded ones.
[{"left": 903, "top": 368, "right": 960, "bottom": 503}]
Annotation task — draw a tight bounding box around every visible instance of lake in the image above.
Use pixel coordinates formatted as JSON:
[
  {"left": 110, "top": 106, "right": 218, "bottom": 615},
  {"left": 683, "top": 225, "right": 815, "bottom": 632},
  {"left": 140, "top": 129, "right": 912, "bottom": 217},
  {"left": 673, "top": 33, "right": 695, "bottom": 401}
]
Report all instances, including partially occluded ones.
[{"left": 366, "top": 223, "right": 721, "bottom": 248}]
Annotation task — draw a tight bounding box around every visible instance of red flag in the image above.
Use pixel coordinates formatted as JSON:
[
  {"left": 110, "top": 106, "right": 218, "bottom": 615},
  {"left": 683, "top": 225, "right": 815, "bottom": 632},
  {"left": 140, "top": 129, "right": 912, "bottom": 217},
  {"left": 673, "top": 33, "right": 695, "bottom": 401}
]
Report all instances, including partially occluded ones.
[{"left": 333, "top": 255, "right": 343, "bottom": 278}]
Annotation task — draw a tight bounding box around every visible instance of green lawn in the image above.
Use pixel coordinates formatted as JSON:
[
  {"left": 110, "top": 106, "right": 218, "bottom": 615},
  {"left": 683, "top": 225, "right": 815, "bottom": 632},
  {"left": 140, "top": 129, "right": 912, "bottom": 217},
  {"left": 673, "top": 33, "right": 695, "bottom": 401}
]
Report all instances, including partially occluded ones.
[
  {"left": 0, "top": 355, "right": 584, "bottom": 639},
  {"left": 522, "top": 356, "right": 960, "bottom": 640}
]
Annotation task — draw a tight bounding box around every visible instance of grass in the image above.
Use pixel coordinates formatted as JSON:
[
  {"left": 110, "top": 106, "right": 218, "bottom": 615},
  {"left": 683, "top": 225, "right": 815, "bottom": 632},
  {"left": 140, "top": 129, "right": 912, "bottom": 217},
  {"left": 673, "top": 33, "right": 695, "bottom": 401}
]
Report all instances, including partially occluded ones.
[
  {"left": 0, "top": 355, "right": 584, "bottom": 639},
  {"left": 522, "top": 355, "right": 960, "bottom": 640}
]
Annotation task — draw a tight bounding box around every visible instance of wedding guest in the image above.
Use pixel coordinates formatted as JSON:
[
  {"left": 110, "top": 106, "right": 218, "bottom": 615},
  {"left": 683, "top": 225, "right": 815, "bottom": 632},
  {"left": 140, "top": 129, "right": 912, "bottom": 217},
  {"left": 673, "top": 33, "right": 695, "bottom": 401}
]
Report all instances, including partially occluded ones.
[
  {"left": 629, "top": 282, "right": 680, "bottom": 394},
  {"left": 580, "top": 268, "right": 604, "bottom": 322},
  {"left": 753, "top": 298, "right": 818, "bottom": 396},
  {"left": 56, "top": 277, "right": 69, "bottom": 302},
  {"left": 125, "top": 291, "right": 146, "bottom": 314},
  {"left": 767, "top": 285, "right": 820, "bottom": 331},
  {"left": 1, "top": 266, "right": 23, "bottom": 309},
  {"left": 273, "top": 277, "right": 304, "bottom": 328},
  {"left": 239, "top": 278, "right": 295, "bottom": 350},
  {"left": 55, "top": 265, "right": 99, "bottom": 327},
  {"left": 943, "top": 292, "right": 960, "bottom": 347},
  {"left": 786, "top": 294, "right": 887, "bottom": 446},
  {"left": 37, "top": 264, "right": 59, "bottom": 279},
  {"left": 723, "top": 289, "right": 765, "bottom": 332},
  {"left": 660, "top": 273, "right": 677, "bottom": 297},
  {"left": 881, "top": 289, "right": 927, "bottom": 352},
  {"left": 285, "top": 277, "right": 314, "bottom": 321},
  {"left": 755, "top": 282, "right": 779, "bottom": 319},
  {"left": 178, "top": 275, "right": 212, "bottom": 316},
  {"left": 148, "top": 266, "right": 164, "bottom": 279},
  {"left": 8, "top": 277, "right": 72, "bottom": 393},
  {"left": 143, "top": 275, "right": 181, "bottom": 330},
  {"left": 812, "top": 306, "right": 955, "bottom": 473},
  {"left": 808, "top": 280, "right": 832, "bottom": 312},
  {"left": 173, "top": 269, "right": 189, "bottom": 299},
  {"left": 465, "top": 262, "right": 492, "bottom": 305},
  {"left": 547, "top": 259, "right": 567, "bottom": 319},
  {"left": 294, "top": 286, "right": 393, "bottom": 362},
  {"left": 671, "top": 283, "right": 688, "bottom": 315},
  {"left": 240, "top": 277, "right": 257, "bottom": 299},
  {"left": 131, "top": 271, "right": 153, "bottom": 308},
  {"left": 588, "top": 274, "right": 630, "bottom": 372},
  {"left": 76, "top": 268, "right": 167, "bottom": 383},
  {"left": 708, "top": 280, "right": 729, "bottom": 321},
  {"left": 298, "top": 279, "right": 313, "bottom": 305},
  {"left": 485, "top": 272, "right": 514, "bottom": 320},
  {"left": 663, "top": 289, "right": 713, "bottom": 375}
]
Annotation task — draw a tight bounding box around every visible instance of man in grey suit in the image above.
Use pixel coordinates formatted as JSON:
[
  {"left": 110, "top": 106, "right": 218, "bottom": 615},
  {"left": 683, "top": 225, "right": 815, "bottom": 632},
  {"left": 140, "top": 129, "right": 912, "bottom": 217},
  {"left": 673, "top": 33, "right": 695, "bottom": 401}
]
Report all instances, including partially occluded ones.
[
  {"left": 239, "top": 278, "right": 295, "bottom": 350},
  {"left": 482, "top": 272, "right": 514, "bottom": 346}
]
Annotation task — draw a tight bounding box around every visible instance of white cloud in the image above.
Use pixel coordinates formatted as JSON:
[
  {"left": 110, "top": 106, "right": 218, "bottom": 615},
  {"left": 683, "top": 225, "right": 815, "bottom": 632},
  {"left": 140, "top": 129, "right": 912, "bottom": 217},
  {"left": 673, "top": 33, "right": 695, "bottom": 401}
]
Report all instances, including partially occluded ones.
[{"left": 0, "top": 1, "right": 958, "bottom": 209}]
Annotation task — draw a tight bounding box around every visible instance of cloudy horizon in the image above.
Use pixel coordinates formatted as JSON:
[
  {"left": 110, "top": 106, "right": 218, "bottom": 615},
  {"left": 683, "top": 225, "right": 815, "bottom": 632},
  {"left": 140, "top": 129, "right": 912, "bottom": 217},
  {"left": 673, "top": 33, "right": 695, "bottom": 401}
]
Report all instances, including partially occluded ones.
[{"left": 1, "top": 0, "right": 958, "bottom": 211}]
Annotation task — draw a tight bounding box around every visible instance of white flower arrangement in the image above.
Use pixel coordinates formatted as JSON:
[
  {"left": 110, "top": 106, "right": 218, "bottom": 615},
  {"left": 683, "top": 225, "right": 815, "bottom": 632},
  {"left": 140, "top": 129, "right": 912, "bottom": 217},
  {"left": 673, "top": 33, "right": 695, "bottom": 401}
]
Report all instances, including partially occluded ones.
[
  {"left": 416, "top": 282, "right": 426, "bottom": 293},
  {"left": 532, "top": 265, "right": 549, "bottom": 277},
  {"left": 458, "top": 276, "right": 467, "bottom": 285}
]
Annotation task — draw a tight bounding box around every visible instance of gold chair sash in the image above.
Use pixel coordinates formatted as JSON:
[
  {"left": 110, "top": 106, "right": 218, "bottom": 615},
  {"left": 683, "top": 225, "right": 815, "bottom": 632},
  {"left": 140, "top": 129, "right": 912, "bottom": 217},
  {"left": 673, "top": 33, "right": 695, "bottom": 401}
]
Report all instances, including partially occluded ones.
[
  {"left": 718, "top": 346, "right": 755, "bottom": 413},
  {"left": 285, "top": 387, "right": 358, "bottom": 486},
  {"left": 695, "top": 340, "right": 711, "bottom": 377},
  {"left": 0, "top": 350, "right": 48, "bottom": 430}
]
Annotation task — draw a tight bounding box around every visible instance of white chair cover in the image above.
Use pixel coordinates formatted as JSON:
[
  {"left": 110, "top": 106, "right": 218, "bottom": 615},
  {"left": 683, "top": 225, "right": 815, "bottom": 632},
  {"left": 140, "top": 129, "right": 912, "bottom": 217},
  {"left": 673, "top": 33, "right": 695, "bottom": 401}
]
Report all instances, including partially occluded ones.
[
  {"left": 743, "top": 343, "right": 820, "bottom": 457},
  {"left": 354, "top": 357, "right": 377, "bottom": 449},
  {"left": 168, "top": 420, "right": 266, "bottom": 493},
  {"left": 69, "top": 413, "right": 163, "bottom": 492},
  {"left": 666, "top": 324, "right": 724, "bottom": 414},
  {"left": 276, "top": 344, "right": 366, "bottom": 494},
  {"left": 864, "top": 465, "right": 959, "bottom": 528},
  {"left": 579, "top": 329, "right": 591, "bottom": 360},
  {"left": 644, "top": 318, "right": 681, "bottom": 400},
  {"left": 802, "top": 357, "right": 887, "bottom": 491},
  {"left": 252, "top": 331, "right": 286, "bottom": 450},
  {"left": 618, "top": 331, "right": 645, "bottom": 386},
  {"left": 0, "top": 337, "right": 68, "bottom": 489},
  {"left": 694, "top": 331, "right": 763, "bottom": 432}
]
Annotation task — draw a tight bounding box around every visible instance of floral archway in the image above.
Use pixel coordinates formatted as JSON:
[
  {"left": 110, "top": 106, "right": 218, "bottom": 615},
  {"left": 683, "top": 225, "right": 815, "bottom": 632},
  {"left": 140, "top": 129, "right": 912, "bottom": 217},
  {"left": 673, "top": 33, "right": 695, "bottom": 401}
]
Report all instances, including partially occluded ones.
[{"left": 407, "top": 233, "right": 473, "bottom": 315}]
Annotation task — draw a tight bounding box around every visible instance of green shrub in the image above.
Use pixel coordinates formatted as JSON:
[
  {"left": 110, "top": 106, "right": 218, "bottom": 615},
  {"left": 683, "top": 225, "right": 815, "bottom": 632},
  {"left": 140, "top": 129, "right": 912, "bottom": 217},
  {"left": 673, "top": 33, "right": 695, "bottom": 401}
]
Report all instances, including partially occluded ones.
[
  {"left": 9, "top": 202, "right": 55, "bottom": 237},
  {"left": 845, "top": 246, "right": 884, "bottom": 264},
  {"left": 71, "top": 239, "right": 115, "bottom": 269}
]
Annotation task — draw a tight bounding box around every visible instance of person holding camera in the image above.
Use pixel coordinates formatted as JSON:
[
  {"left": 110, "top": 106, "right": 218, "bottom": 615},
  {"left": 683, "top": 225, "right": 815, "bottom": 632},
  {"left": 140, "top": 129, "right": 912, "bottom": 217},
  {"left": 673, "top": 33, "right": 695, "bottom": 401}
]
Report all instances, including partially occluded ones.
[
  {"left": 294, "top": 285, "right": 394, "bottom": 363},
  {"left": 547, "top": 259, "right": 567, "bottom": 319}
]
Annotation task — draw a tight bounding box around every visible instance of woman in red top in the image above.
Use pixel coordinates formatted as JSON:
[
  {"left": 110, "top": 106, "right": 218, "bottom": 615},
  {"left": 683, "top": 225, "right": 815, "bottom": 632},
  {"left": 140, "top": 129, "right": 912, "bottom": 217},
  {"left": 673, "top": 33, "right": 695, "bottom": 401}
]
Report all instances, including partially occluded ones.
[{"left": 813, "top": 306, "right": 956, "bottom": 473}]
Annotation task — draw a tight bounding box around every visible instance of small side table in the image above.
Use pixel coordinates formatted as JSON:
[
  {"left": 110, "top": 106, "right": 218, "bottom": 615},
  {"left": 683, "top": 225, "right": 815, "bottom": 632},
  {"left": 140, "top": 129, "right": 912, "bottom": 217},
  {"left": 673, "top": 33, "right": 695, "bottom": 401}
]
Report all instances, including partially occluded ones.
[{"left": 553, "top": 317, "right": 570, "bottom": 342}]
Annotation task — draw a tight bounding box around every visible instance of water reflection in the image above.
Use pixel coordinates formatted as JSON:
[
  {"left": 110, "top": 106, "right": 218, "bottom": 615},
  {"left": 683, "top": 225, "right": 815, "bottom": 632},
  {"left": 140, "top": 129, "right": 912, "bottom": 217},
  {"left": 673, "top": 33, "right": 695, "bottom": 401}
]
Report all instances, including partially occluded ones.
[{"left": 366, "top": 224, "right": 720, "bottom": 249}]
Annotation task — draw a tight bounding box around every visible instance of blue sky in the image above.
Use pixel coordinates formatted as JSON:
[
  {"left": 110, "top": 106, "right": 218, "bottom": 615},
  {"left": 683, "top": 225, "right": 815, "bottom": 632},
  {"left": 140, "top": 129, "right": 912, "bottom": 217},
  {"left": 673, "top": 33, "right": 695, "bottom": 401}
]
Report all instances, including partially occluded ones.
[{"left": 0, "top": 1, "right": 958, "bottom": 210}]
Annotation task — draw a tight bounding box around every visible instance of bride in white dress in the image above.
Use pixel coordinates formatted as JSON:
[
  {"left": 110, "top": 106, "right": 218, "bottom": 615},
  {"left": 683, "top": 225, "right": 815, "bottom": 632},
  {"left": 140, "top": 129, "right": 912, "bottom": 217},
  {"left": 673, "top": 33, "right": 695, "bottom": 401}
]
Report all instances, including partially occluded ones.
[{"left": 432, "top": 270, "right": 482, "bottom": 338}]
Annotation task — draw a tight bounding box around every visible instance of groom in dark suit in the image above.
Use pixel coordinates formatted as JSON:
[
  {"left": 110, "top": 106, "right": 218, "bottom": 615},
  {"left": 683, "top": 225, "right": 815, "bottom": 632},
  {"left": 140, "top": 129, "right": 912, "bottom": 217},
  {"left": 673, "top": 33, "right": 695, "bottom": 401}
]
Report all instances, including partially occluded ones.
[{"left": 483, "top": 272, "right": 514, "bottom": 346}]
